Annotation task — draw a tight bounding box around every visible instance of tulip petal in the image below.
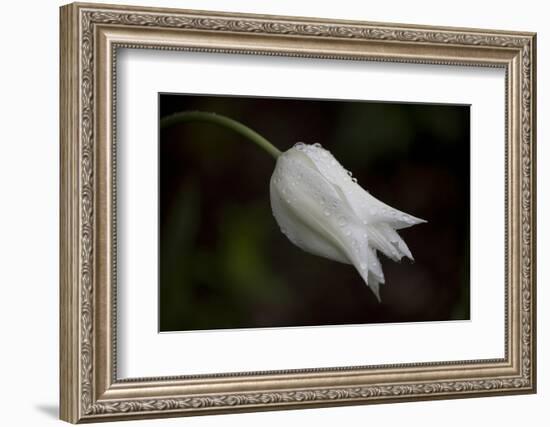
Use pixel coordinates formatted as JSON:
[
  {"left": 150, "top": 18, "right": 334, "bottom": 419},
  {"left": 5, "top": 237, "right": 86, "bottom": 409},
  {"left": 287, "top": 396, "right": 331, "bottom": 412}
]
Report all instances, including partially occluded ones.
[
  {"left": 297, "top": 143, "right": 426, "bottom": 230},
  {"left": 270, "top": 178, "right": 349, "bottom": 264},
  {"left": 359, "top": 192, "right": 426, "bottom": 230},
  {"left": 366, "top": 246, "right": 385, "bottom": 283},
  {"left": 366, "top": 223, "right": 414, "bottom": 261},
  {"left": 271, "top": 149, "right": 376, "bottom": 294},
  {"left": 367, "top": 272, "right": 382, "bottom": 302}
]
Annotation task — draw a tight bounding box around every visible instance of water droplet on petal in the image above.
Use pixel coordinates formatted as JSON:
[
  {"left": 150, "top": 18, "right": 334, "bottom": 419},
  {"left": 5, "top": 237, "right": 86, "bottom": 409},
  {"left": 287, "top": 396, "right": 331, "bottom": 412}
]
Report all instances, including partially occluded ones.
[
  {"left": 360, "top": 263, "right": 367, "bottom": 270},
  {"left": 323, "top": 210, "right": 331, "bottom": 217},
  {"left": 313, "top": 143, "right": 322, "bottom": 148}
]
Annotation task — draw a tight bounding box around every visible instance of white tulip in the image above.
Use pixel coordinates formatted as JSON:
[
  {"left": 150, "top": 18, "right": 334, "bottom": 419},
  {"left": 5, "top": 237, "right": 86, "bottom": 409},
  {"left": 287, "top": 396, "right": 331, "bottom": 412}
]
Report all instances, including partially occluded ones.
[{"left": 270, "top": 142, "right": 426, "bottom": 301}]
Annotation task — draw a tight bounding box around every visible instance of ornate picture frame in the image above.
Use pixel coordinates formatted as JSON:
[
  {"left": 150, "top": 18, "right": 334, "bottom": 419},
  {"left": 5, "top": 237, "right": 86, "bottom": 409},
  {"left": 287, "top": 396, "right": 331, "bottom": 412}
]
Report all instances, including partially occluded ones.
[{"left": 60, "top": 2, "right": 536, "bottom": 423}]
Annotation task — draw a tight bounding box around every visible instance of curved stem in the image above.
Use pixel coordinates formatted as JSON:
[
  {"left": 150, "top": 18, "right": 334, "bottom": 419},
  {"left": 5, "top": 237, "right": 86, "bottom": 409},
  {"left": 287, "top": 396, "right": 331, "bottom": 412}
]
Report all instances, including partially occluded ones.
[{"left": 160, "top": 111, "right": 281, "bottom": 159}]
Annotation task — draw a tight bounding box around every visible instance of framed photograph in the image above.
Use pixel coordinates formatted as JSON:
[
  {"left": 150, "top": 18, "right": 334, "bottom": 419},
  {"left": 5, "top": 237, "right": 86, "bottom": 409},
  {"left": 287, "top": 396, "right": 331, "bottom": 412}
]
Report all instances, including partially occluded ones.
[{"left": 60, "top": 2, "right": 536, "bottom": 423}]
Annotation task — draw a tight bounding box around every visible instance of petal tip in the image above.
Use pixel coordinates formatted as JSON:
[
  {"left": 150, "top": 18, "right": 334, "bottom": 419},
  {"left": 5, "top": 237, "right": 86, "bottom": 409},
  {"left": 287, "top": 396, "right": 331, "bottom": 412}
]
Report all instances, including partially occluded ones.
[
  {"left": 406, "top": 215, "right": 427, "bottom": 226},
  {"left": 371, "top": 284, "right": 382, "bottom": 303}
]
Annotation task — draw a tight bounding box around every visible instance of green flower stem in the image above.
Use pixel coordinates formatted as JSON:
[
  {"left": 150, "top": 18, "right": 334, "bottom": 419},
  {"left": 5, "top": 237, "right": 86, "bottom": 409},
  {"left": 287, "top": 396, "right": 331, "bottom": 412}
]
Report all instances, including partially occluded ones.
[{"left": 160, "top": 111, "right": 281, "bottom": 159}]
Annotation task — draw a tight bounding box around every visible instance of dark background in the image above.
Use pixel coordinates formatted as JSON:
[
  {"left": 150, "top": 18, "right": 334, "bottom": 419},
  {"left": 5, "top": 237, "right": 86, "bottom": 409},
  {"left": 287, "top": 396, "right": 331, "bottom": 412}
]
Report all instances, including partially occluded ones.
[{"left": 159, "top": 93, "right": 470, "bottom": 332}]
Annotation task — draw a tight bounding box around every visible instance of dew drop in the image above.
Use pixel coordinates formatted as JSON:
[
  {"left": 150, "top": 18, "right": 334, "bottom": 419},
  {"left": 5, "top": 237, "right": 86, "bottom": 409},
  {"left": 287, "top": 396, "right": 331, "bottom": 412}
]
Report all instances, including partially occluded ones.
[
  {"left": 352, "top": 177, "right": 358, "bottom": 183},
  {"left": 360, "top": 263, "right": 367, "bottom": 270},
  {"left": 344, "top": 230, "right": 351, "bottom": 236},
  {"left": 323, "top": 210, "right": 331, "bottom": 217},
  {"left": 313, "top": 143, "right": 322, "bottom": 148},
  {"left": 337, "top": 216, "right": 347, "bottom": 226}
]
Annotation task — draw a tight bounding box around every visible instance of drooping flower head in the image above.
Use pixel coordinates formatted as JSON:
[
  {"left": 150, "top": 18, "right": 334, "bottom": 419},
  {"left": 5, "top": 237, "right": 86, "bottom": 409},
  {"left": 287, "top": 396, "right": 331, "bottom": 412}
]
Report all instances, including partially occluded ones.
[{"left": 270, "top": 142, "right": 426, "bottom": 301}]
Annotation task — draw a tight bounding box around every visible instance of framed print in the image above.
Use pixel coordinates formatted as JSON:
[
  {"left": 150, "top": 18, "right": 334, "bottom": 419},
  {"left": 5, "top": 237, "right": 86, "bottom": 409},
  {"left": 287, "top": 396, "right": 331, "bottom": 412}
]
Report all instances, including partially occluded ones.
[{"left": 59, "top": 2, "right": 537, "bottom": 423}]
